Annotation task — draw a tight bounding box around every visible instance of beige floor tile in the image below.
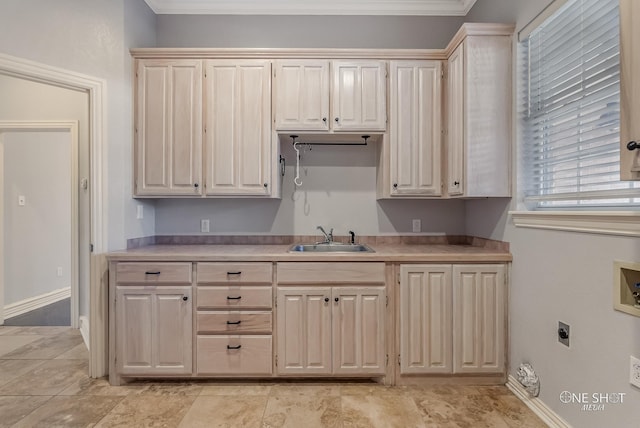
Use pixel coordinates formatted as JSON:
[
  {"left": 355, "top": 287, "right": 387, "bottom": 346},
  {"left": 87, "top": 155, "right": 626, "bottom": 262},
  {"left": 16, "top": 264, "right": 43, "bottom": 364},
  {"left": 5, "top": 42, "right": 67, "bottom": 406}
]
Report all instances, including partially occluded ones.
[
  {"left": 262, "top": 395, "right": 341, "bottom": 428},
  {"left": 339, "top": 382, "right": 397, "bottom": 396},
  {"left": 0, "top": 333, "right": 83, "bottom": 359},
  {"left": 127, "top": 379, "right": 205, "bottom": 396},
  {"left": 58, "top": 376, "right": 144, "bottom": 396},
  {"left": 412, "top": 391, "right": 512, "bottom": 428},
  {"left": 200, "top": 382, "right": 273, "bottom": 396},
  {"left": 95, "top": 395, "right": 196, "bottom": 428},
  {"left": 0, "top": 334, "right": 44, "bottom": 357},
  {"left": 0, "top": 395, "right": 51, "bottom": 427},
  {"left": 488, "top": 394, "right": 548, "bottom": 428},
  {"left": 342, "top": 394, "right": 425, "bottom": 428},
  {"left": 11, "top": 395, "right": 123, "bottom": 428},
  {"left": 270, "top": 382, "right": 341, "bottom": 397},
  {"left": 54, "top": 342, "right": 89, "bottom": 360},
  {"left": 0, "top": 359, "right": 88, "bottom": 396},
  {"left": 178, "top": 395, "right": 267, "bottom": 428},
  {"left": 0, "top": 326, "right": 76, "bottom": 336},
  {"left": 0, "top": 358, "right": 47, "bottom": 388}
]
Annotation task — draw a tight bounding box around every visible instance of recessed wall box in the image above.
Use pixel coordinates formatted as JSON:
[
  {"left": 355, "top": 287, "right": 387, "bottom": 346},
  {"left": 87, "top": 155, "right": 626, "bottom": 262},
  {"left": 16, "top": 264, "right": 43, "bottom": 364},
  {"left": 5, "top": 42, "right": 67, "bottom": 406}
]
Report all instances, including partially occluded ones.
[{"left": 613, "top": 261, "right": 640, "bottom": 318}]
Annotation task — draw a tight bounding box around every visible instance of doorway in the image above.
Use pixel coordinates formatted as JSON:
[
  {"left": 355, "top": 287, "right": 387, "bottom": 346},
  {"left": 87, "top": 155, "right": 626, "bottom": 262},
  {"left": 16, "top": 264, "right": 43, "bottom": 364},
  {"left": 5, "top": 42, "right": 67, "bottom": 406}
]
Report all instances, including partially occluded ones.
[{"left": 0, "top": 122, "right": 79, "bottom": 328}]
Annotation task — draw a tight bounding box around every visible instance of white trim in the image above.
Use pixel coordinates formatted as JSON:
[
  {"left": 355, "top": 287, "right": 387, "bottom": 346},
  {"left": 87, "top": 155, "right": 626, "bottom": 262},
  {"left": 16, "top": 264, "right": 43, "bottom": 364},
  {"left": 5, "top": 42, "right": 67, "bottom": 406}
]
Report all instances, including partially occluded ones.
[
  {"left": 79, "top": 315, "right": 90, "bottom": 350},
  {"left": 0, "top": 121, "right": 80, "bottom": 329},
  {"left": 4, "top": 287, "right": 71, "bottom": 319},
  {"left": 507, "top": 375, "right": 572, "bottom": 428},
  {"left": 143, "top": 0, "right": 477, "bottom": 16},
  {"left": 510, "top": 211, "right": 640, "bottom": 237},
  {"left": 0, "top": 52, "right": 108, "bottom": 378}
]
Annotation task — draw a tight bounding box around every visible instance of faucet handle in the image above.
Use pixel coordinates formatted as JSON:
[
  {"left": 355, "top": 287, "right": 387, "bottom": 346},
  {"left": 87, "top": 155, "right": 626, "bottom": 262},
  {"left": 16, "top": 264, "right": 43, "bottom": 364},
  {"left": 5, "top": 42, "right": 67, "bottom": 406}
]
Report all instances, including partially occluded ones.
[{"left": 348, "top": 230, "right": 355, "bottom": 244}]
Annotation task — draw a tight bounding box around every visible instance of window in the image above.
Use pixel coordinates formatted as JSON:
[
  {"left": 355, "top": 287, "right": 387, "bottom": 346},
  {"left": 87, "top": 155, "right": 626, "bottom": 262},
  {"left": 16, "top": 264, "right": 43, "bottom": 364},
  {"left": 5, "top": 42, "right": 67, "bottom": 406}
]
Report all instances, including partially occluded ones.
[{"left": 519, "top": 0, "right": 640, "bottom": 208}]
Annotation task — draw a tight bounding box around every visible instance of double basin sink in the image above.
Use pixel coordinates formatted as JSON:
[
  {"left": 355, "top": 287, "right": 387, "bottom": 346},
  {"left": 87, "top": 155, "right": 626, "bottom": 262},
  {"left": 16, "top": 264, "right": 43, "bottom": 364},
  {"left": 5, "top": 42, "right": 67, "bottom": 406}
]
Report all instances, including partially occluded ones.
[{"left": 289, "top": 242, "right": 374, "bottom": 253}]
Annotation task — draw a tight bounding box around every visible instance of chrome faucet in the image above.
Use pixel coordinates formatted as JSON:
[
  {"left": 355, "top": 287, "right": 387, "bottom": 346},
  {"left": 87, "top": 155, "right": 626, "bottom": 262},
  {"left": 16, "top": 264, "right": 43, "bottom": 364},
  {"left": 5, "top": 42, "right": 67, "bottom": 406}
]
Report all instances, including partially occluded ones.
[{"left": 316, "top": 226, "right": 334, "bottom": 244}]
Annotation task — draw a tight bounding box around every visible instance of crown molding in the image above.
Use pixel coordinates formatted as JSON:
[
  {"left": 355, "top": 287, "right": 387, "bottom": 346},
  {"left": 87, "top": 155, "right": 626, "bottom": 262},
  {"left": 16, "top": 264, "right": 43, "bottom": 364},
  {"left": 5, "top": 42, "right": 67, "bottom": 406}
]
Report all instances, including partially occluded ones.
[{"left": 143, "top": 0, "right": 477, "bottom": 16}]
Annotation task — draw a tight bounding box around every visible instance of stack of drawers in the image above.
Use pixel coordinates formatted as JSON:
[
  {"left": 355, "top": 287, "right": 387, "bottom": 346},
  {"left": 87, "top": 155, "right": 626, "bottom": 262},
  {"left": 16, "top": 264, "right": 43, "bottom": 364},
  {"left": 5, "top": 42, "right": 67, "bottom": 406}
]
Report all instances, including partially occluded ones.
[{"left": 195, "top": 262, "right": 273, "bottom": 375}]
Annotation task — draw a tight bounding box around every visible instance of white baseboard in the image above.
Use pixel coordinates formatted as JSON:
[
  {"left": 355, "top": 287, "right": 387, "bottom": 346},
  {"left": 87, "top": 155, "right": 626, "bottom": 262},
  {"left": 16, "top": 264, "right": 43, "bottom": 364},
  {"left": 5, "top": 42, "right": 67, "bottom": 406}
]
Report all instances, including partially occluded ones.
[
  {"left": 4, "top": 287, "right": 71, "bottom": 319},
  {"left": 79, "top": 315, "right": 90, "bottom": 349},
  {"left": 507, "top": 375, "right": 572, "bottom": 428}
]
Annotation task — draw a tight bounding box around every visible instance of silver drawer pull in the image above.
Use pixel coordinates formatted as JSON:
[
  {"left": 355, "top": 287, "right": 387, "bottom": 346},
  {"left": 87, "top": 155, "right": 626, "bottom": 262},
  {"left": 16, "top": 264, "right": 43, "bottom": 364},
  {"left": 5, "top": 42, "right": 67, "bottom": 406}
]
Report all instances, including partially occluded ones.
[
  {"left": 227, "top": 344, "right": 242, "bottom": 350},
  {"left": 226, "top": 296, "right": 242, "bottom": 300},
  {"left": 226, "top": 320, "right": 242, "bottom": 325}
]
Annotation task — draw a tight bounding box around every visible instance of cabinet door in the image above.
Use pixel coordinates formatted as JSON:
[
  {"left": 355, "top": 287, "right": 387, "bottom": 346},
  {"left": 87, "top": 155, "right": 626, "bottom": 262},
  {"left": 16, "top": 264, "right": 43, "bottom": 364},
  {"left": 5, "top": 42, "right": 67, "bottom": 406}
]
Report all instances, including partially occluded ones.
[
  {"left": 204, "top": 60, "right": 272, "bottom": 195},
  {"left": 116, "top": 286, "right": 192, "bottom": 375},
  {"left": 390, "top": 61, "right": 442, "bottom": 196},
  {"left": 276, "top": 287, "right": 332, "bottom": 375},
  {"left": 446, "top": 44, "right": 465, "bottom": 196},
  {"left": 332, "top": 61, "right": 387, "bottom": 131},
  {"left": 620, "top": 0, "right": 640, "bottom": 180},
  {"left": 274, "top": 60, "right": 330, "bottom": 131},
  {"left": 399, "top": 265, "right": 452, "bottom": 374},
  {"left": 135, "top": 60, "right": 202, "bottom": 196},
  {"left": 332, "top": 287, "right": 385, "bottom": 375},
  {"left": 452, "top": 265, "right": 505, "bottom": 374}
]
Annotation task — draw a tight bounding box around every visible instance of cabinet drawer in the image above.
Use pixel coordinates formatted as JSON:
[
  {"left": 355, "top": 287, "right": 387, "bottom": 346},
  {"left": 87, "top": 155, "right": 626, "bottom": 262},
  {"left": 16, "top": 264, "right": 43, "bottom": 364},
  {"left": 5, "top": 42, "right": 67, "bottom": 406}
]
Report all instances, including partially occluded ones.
[
  {"left": 197, "top": 286, "right": 272, "bottom": 309},
  {"left": 197, "top": 311, "right": 272, "bottom": 334},
  {"left": 277, "top": 262, "right": 386, "bottom": 285},
  {"left": 197, "top": 262, "right": 273, "bottom": 285},
  {"left": 116, "top": 262, "right": 192, "bottom": 284},
  {"left": 197, "top": 335, "right": 272, "bottom": 375}
]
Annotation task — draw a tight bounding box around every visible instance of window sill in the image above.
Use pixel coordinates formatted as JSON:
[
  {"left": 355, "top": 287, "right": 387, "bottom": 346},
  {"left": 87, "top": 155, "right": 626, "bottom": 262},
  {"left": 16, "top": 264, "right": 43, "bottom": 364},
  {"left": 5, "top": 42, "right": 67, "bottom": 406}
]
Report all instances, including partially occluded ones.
[{"left": 509, "top": 211, "right": 640, "bottom": 237}]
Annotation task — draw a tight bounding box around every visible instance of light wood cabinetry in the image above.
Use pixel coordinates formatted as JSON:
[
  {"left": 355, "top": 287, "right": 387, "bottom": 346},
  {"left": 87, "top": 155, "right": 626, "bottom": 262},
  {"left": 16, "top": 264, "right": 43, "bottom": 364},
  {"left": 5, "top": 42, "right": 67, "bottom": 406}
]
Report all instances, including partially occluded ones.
[
  {"left": 134, "top": 60, "right": 202, "bottom": 196},
  {"left": 274, "top": 60, "right": 330, "bottom": 131},
  {"left": 195, "top": 261, "right": 273, "bottom": 375},
  {"left": 387, "top": 60, "right": 442, "bottom": 197},
  {"left": 620, "top": 0, "right": 640, "bottom": 180},
  {"left": 399, "top": 265, "right": 452, "bottom": 374},
  {"left": 112, "top": 262, "right": 193, "bottom": 379},
  {"left": 446, "top": 32, "right": 512, "bottom": 197},
  {"left": 452, "top": 264, "right": 506, "bottom": 373},
  {"left": 276, "top": 262, "right": 386, "bottom": 376},
  {"left": 399, "top": 263, "right": 506, "bottom": 376},
  {"left": 204, "top": 60, "right": 272, "bottom": 196},
  {"left": 273, "top": 60, "right": 386, "bottom": 132}
]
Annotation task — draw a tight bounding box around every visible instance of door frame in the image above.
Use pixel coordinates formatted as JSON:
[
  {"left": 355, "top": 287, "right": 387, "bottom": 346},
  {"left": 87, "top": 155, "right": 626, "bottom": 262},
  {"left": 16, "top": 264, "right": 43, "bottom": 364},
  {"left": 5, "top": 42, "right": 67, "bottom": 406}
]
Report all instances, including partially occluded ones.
[
  {"left": 0, "top": 52, "right": 108, "bottom": 377},
  {"left": 0, "top": 121, "right": 79, "bottom": 328}
]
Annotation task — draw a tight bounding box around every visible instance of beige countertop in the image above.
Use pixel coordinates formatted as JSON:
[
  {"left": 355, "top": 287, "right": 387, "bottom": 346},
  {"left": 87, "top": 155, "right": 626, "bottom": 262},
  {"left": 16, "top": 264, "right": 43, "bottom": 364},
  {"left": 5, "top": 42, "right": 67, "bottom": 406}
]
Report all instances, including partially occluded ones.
[{"left": 106, "top": 243, "right": 512, "bottom": 263}]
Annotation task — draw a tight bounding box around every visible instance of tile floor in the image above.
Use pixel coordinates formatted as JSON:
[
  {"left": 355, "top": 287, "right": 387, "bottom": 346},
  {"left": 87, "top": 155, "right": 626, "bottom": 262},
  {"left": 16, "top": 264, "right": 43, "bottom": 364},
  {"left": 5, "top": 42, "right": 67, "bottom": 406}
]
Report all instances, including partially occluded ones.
[{"left": 0, "top": 326, "right": 547, "bottom": 427}]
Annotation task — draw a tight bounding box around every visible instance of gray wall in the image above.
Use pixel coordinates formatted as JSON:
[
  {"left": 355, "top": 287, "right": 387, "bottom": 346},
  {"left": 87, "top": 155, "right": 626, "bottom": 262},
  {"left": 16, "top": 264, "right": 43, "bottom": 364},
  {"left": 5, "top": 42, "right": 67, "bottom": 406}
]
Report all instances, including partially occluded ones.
[
  {"left": 157, "top": 15, "right": 464, "bottom": 48},
  {"left": 467, "top": 0, "right": 640, "bottom": 426},
  {"left": 0, "top": 0, "right": 157, "bottom": 251},
  {"left": 3, "top": 131, "right": 71, "bottom": 305}
]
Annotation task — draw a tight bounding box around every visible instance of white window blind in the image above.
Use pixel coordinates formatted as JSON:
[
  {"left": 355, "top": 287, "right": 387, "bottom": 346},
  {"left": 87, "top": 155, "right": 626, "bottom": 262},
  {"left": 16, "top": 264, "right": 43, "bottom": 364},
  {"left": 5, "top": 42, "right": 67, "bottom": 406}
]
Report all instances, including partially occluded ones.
[{"left": 520, "top": 0, "right": 640, "bottom": 208}]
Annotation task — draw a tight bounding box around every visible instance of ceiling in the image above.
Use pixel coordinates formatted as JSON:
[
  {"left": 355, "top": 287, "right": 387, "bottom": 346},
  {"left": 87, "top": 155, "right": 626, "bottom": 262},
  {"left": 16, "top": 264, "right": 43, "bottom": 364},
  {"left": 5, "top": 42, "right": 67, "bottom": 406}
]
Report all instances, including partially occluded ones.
[{"left": 143, "top": 0, "right": 478, "bottom": 16}]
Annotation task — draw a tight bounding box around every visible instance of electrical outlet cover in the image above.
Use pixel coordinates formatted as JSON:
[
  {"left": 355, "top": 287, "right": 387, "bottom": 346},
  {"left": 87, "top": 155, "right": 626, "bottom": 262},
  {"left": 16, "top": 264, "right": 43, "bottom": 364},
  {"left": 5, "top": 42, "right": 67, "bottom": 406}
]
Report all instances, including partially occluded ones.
[{"left": 630, "top": 356, "right": 640, "bottom": 388}]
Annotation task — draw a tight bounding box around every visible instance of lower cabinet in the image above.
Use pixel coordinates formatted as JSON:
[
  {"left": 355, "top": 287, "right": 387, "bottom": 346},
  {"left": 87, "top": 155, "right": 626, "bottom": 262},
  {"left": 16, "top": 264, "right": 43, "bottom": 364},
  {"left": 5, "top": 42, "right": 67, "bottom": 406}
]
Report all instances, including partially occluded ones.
[
  {"left": 115, "top": 286, "right": 193, "bottom": 376},
  {"left": 276, "top": 286, "right": 386, "bottom": 376},
  {"left": 399, "top": 264, "right": 506, "bottom": 375}
]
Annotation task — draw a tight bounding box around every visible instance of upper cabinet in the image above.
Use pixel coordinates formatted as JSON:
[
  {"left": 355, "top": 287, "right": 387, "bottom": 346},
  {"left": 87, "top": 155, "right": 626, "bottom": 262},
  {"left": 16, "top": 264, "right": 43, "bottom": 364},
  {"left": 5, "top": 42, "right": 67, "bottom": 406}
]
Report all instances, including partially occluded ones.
[
  {"left": 386, "top": 60, "right": 442, "bottom": 197},
  {"left": 134, "top": 59, "right": 203, "bottom": 196},
  {"left": 620, "top": 0, "right": 640, "bottom": 180},
  {"left": 274, "top": 60, "right": 330, "bottom": 131},
  {"left": 446, "top": 27, "right": 513, "bottom": 198},
  {"left": 273, "top": 60, "right": 387, "bottom": 132},
  {"left": 204, "top": 60, "right": 272, "bottom": 196}
]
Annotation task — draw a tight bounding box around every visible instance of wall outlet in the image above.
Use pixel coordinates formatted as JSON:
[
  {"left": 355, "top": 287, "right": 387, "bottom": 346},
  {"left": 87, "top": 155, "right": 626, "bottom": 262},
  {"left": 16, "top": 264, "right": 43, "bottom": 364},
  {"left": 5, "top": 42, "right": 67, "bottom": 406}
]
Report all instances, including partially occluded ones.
[
  {"left": 631, "top": 356, "right": 640, "bottom": 388},
  {"left": 412, "top": 219, "right": 421, "bottom": 233},
  {"left": 200, "top": 219, "right": 210, "bottom": 233},
  {"left": 136, "top": 204, "right": 144, "bottom": 220},
  {"left": 56, "top": 267, "right": 63, "bottom": 277},
  {"left": 18, "top": 195, "right": 26, "bottom": 206},
  {"left": 558, "top": 321, "right": 570, "bottom": 347}
]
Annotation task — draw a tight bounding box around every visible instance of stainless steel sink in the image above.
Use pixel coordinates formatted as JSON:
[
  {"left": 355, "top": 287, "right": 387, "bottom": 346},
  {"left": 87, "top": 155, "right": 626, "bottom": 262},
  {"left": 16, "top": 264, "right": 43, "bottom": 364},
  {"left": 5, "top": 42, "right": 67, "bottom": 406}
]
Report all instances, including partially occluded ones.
[{"left": 288, "top": 243, "right": 374, "bottom": 253}]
